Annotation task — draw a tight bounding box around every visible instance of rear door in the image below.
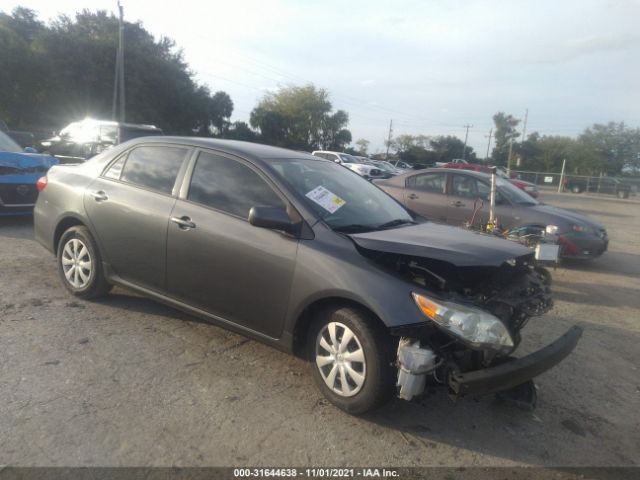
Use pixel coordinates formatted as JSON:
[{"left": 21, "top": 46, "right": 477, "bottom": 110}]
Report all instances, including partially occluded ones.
[
  {"left": 403, "top": 171, "right": 448, "bottom": 222},
  {"left": 166, "top": 150, "right": 298, "bottom": 338},
  {"left": 84, "top": 144, "right": 190, "bottom": 292},
  {"left": 446, "top": 173, "right": 490, "bottom": 226}
]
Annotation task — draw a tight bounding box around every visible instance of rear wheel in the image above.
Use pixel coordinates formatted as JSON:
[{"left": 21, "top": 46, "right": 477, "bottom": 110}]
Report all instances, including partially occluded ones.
[
  {"left": 307, "top": 306, "right": 396, "bottom": 414},
  {"left": 57, "top": 226, "right": 112, "bottom": 299},
  {"left": 617, "top": 189, "right": 629, "bottom": 199},
  {"left": 571, "top": 185, "right": 582, "bottom": 194}
]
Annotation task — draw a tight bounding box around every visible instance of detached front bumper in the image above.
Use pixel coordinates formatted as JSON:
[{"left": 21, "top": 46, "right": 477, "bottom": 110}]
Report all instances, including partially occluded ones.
[{"left": 448, "top": 326, "right": 583, "bottom": 398}]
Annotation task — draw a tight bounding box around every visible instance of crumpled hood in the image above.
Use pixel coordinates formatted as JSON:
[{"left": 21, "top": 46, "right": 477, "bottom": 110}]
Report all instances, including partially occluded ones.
[
  {"left": 533, "top": 204, "right": 604, "bottom": 230},
  {"left": 0, "top": 152, "right": 57, "bottom": 169},
  {"left": 349, "top": 222, "right": 534, "bottom": 267}
]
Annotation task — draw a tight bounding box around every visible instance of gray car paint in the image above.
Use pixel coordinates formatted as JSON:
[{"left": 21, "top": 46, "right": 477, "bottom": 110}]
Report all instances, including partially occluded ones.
[{"left": 34, "top": 138, "right": 534, "bottom": 354}]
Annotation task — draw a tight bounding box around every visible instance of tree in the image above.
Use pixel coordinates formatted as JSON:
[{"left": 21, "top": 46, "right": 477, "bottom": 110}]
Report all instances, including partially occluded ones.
[
  {"left": 222, "top": 121, "right": 259, "bottom": 142},
  {"left": 0, "top": 8, "right": 233, "bottom": 134},
  {"left": 430, "top": 135, "right": 476, "bottom": 163},
  {"left": 577, "top": 122, "right": 640, "bottom": 175},
  {"left": 250, "top": 84, "right": 351, "bottom": 151},
  {"left": 491, "top": 112, "right": 520, "bottom": 166},
  {"left": 354, "top": 138, "right": 370, "bottom": 155}
]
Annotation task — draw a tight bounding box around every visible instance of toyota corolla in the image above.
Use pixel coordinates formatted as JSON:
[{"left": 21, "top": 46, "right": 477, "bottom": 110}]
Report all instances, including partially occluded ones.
[{"left": 34, "top": 137, "right": 582, "bottom": 414}]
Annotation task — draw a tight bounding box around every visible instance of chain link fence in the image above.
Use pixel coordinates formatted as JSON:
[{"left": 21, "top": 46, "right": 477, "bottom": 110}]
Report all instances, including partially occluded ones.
[{"left": 511, "top": 170, "right": 640, "bottom": 195}]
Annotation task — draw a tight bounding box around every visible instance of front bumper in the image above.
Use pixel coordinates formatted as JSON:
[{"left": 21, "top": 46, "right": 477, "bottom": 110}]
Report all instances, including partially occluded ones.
[{"left": 448, "top": 325, "right": 583, "bottom": 398}]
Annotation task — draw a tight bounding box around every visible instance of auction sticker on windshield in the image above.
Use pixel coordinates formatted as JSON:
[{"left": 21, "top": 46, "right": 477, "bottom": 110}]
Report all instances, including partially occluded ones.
[{"left": 305, "top": 186, "right": 346, "bottom": 214}]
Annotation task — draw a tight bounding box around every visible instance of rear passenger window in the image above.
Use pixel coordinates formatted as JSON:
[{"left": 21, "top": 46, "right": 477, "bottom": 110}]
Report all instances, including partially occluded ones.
[
  {"left": 119, "top": 146, "right": 188, "bottom": 194},
  {"left": 408, "top": 173, "right": 445, "bottom": 193},
  {"left": 188, "top": 152, "right": 285, "bottom": 218},
  {"left": 103, "top": 157, "right": 125, "bottom": 179}
]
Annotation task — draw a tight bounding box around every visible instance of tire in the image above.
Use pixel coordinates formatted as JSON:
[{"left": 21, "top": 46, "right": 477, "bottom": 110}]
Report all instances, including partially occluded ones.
[
  {"left": 307, "top": 306, "right": 396, "bottom": 414},
  {"left": 571, "top": 185, "right": 582, "bottom": 194},
  {"left": 617, "top": 190, "right": 629, "bottom": 199},
  {"left": 57, "top": 226, "right": 112, "bottom": 299}
]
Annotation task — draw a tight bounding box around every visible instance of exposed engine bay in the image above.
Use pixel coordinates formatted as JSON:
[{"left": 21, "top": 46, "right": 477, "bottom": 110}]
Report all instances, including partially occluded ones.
[{"left": 355, "top": 239, "right": 569, "bottom": 407}]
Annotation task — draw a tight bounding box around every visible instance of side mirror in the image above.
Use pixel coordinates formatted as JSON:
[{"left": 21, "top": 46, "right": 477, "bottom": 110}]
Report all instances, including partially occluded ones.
[
  {"left": 334, "top": 159, "right": 342, "bottom": 164},
  {"left": 24, "top": 147, "right": 38, "bottom": 153},
  {"left": 248, "top": 206, "right": 295, "bottom": 234}
]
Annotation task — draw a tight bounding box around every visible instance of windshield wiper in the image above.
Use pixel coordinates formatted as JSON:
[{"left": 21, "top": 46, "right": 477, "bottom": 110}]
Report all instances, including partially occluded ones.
[
  {"left": 376, "top": 218, "right": 417, "bottom": 230},
  {"left": 332, "top": 224, "right": 378, "bottom": 233}
]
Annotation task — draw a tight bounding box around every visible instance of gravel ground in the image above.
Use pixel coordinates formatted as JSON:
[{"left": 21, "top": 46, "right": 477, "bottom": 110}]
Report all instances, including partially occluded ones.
[{"left": 0, "top": 191, "right": 638, "bottom": 467}]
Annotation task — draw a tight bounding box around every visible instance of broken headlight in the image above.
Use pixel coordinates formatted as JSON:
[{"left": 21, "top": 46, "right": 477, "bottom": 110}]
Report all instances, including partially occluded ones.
[{"left": 412, "top": 292, "right": 514, "bottom": 352}]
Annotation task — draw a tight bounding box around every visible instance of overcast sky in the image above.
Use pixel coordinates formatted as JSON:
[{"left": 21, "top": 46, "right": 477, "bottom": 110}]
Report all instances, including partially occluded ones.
[{"left": 5, "top": 0, "right": 640, "bottom": 153}]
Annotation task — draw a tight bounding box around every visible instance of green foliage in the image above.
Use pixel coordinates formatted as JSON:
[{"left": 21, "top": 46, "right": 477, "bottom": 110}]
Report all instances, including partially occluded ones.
[
  {"left": 491, "top": 112, "right": 520, "bottom": 166},
  {"left": 0, "top": 8, "right": 233, "bottom": 134},
  {"left": 517, "top": 122, "right": 640, "bottom": 175},
  {"left": 354, "top": 138, "right": 369, "bottom": 155},
  {"left": 250, "top": 84, "right": 351, "bottom": 151},
  {"left": 385, "top": 134, "right": 475, "bottom": 166}
]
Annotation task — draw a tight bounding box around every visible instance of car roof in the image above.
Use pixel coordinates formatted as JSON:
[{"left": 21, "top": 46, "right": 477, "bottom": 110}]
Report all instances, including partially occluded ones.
[{"left": 128, "top": 136, "right": 324, "bottom": 162}]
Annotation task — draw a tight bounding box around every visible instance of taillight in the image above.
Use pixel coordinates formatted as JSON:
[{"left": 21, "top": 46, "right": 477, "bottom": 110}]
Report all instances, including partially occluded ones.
[{"left": 36, "top": 176, "right": 48, "bottom": 191}]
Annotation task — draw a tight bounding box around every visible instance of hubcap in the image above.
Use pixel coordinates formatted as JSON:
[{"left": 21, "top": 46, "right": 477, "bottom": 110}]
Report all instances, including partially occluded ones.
[
  {"left": 315, "top": 322, "right": 366, "bottom": 397},
  {"left": 61, "top": 238, "right": 92, "bottom": 289}
]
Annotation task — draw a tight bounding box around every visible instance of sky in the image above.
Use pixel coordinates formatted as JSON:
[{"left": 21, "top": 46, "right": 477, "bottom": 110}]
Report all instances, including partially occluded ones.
[{"left": 4, "top": 0, "right": 640, "bottom": 154}]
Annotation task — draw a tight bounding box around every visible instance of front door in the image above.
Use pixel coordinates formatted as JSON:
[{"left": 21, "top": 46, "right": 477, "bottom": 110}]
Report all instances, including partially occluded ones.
[
  {"left": 166, "top": 150, "right": 298, "bottom": 338},
  {"left": 84, "top": 145, "right": 190, "bottom": 292}
]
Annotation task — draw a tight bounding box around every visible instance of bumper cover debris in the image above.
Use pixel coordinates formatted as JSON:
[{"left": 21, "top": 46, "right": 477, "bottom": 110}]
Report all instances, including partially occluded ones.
[{"left": 448, "top": 325, "right": 583, "bottom": 398}]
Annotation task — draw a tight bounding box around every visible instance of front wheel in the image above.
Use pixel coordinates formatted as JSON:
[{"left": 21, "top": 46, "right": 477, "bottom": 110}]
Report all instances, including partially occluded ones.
[
  {"left": 307, "top": 307, "right": 396, "bottom": 414},
  {"left": 571, "top": 185, "right": 582, "bottom": 194},
  {"left": 57, "top": 226, "right": 112, "bottom": 299}
]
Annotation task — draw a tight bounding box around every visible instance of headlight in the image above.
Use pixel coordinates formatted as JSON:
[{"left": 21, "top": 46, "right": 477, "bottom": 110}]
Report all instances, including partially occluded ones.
[
  {"left": 412, "top": 293, "right": 514, "bottom": 351},
  {"left": 545, "top": 225, "right": 559, "bottom": 234}
]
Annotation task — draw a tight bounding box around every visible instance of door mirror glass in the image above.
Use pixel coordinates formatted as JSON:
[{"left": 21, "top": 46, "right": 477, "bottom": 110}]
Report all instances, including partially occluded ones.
[{"left": 248, "top": 206, "right": 295, "bottom": 234}]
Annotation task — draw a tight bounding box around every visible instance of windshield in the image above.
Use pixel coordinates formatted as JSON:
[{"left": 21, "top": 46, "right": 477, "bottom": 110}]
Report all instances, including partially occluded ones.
[
  {"left": 339, "top": 154, "right": 357, "bottom": 163},
  {"left": 374, "top": 161, "right": 396, "bottom": 172},
  {"left": 0, "top": 131, "right": 23, "bottom": 153},
  {"left": 270, "top": 158, "right": 414, "bottom": 231},
  {"left": 496, "top": 178, "right": 539, "bottom": 205}
]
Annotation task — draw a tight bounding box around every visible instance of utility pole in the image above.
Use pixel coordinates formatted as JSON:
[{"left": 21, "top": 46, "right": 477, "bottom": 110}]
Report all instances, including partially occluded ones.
[
  {"left": 485, "top": 128, "right": 493, "bottom": 161},
  {"left": 462, "top": 124, "right": 473, "bottom": 160},
  {"left": 385, "top": 119, "right": 393, "bottom": 161},
  {"left": 521, "top": 108, "right": 528, "bottom": 143},
  {"left": 112, "top": 1, "right": 125, "bottom": 122},
  {"left": 506, "top": 137, "right": 514, "bottom": 176}
]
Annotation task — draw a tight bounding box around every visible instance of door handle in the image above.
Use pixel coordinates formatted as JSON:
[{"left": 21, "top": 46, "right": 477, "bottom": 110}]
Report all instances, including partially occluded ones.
[
  {"left": 407, "top": 193, "right": 419, "bottom": 200},
  {"left": 450, "top": 200, "right": 465, "bottom": 207},
  {"left": 171, "top": 216, "right": 196, "bottom": 230},
  {"left": 90, "top": 190, "right": 108, "bottom": 202}
]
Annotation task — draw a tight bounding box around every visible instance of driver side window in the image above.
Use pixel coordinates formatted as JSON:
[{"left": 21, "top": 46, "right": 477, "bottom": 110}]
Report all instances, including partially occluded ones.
[{"left": 188, "top": 151, "right": 285, "bottom": 219}]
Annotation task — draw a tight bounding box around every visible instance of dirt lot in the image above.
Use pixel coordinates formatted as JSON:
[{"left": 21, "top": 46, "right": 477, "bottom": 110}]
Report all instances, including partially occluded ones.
[{"left": 1, "top": 191, "right": 638, "bottom": 467}]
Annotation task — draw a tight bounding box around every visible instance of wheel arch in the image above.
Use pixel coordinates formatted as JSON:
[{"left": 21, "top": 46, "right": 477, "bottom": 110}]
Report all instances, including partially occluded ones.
[
  {"left": 53, "top": 214, "right": 91, "bottom": 254},
  {"left": 291, "top": 296, "right": 389, "bottom": 359}
]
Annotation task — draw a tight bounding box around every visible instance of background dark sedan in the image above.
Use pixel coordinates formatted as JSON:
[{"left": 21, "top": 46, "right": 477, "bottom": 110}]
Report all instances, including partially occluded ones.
[{"left": 376, "top": 168, "right": 609, "bottom": 259}]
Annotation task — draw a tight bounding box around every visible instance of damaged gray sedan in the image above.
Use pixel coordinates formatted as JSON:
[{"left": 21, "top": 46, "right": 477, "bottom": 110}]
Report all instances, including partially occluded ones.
[{"left": 34, "top": 137, "right": 582, "bottom": 414}]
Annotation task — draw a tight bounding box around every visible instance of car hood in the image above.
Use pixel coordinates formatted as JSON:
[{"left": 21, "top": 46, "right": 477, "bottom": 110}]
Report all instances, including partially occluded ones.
[
  {"left": 531, "top": 204, "right": 604, "bottom": 229},
  {"left": 349, "top": 222, "right": 533, "bottom": 267},
  {"left": 0, "top": 152, "right": 58, "bottom": 169}
]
